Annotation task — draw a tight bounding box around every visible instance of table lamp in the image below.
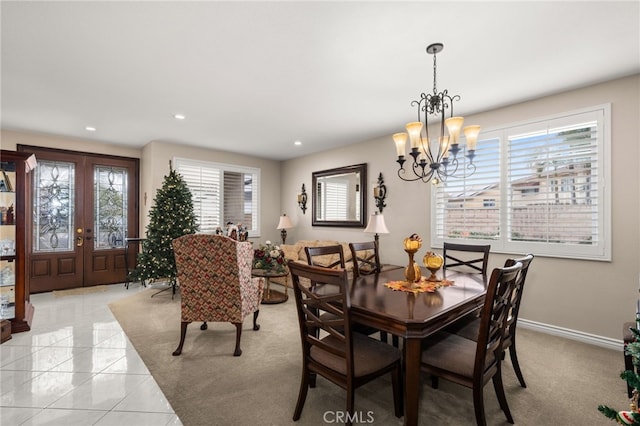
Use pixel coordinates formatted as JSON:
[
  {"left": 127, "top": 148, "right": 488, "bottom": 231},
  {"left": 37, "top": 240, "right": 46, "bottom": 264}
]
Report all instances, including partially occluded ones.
[
  {"left": 276, "top": 214, "right": 294, "bottom": 244},
  {"left": 364, "top": 212, "right": 390, "bottom": 247}
]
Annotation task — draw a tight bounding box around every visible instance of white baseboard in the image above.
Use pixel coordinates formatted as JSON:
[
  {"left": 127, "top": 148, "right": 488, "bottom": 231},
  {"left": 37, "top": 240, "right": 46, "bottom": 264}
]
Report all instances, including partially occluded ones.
[{"left": 518, "top": 318, "right": 623, "bottom": 351}]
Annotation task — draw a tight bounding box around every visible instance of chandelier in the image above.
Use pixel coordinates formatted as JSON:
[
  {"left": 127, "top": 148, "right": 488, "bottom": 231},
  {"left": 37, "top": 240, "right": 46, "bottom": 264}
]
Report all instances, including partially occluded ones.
[{"left": 393, "top": 43, "right": 480, "bottom": 184}]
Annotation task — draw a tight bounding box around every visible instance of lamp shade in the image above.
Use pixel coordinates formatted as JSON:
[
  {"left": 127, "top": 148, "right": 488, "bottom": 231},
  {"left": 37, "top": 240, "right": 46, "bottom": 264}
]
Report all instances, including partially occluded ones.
[
  {"left": 364, "top": 213, "right": 389, "bottom": 234},
  {"left": 277, "top": 214, "right": 294, "bottom": 230}
]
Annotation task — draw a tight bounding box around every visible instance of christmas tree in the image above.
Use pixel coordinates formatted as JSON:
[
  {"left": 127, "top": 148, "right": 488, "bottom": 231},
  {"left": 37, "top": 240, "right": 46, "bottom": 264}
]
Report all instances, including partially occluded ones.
[
  {"left": 599, "top": 322, "right": 640, "bottom": 424},
  {"left": 131, "top": 163, "right": 198, "bottom": 289}
]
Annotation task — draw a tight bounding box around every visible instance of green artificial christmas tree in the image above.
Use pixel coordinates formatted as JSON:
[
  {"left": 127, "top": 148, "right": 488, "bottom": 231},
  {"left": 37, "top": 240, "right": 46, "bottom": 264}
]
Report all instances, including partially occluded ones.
[
  {"left": 132, "top": 163, "right": 198, "bottom": 292},
  {"left": 599, "top": 322, "right": 640, "bottom": 424}
]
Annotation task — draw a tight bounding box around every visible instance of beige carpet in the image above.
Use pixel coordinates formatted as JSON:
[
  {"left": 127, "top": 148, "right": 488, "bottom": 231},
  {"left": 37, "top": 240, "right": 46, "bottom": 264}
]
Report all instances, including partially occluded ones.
[
  {"left": 53, "top": 285, "right": 108, "bottom": 297},
  {"left": 109, "top": 289, "right": 625, "bottom": 426}
]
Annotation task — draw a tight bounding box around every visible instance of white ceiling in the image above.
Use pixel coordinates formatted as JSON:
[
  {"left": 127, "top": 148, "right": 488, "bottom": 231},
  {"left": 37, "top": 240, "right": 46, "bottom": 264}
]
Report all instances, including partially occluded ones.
[{"left": 2, "top": 1, "right": 639, "bottom": 161}]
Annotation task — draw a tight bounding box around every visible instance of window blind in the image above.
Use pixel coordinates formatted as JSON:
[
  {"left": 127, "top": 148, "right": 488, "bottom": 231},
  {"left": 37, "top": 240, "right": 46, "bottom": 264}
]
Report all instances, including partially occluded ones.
[
  {"left": 174, "top": 158, "right": 260, "bottom": 236},
  {"left": 432, "top": 105, "right": 610, "bottom": 260}
]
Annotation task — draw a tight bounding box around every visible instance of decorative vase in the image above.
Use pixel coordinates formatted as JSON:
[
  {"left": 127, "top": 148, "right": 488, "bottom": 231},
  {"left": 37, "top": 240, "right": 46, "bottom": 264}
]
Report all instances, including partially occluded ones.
[
  {"left": 423, "top": 251, "right": 444, "bottom": 282},
  {"left": 403, "top": 235, "right": 423, "bottom": 284}
]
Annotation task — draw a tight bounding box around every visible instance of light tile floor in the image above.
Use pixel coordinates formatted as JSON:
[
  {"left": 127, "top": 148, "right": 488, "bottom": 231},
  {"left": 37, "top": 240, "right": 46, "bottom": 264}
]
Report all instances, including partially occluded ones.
[{"left": 0, "top": 283, "right": 182, "bottom": 426}]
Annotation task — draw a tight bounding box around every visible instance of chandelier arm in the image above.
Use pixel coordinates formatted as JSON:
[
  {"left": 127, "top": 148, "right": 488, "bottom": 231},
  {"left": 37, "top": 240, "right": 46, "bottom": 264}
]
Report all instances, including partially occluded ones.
[
  {"left": 417, "top": 136, "right": 430, "bottom": 160},
  {"left": 421, "top": 167, "right": 436, "bottom": 184},
  {"left": 441, "top": 157, "right": 460, "bottom": 178},
  {"left": 466, "top": 162, "right": 477, "bottom": 175},
  {"left": 397, "top": 165, "right": 431, "bottom": 182},
  {"left": 411, "top": 158, "right": 427, "bottom": 179}
]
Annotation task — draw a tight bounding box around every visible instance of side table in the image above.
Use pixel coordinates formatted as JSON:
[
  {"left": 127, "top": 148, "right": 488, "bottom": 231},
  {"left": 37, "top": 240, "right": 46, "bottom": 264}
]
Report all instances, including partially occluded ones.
[{"left": 252, "top": 269, "right": 289, "bottom": 304}]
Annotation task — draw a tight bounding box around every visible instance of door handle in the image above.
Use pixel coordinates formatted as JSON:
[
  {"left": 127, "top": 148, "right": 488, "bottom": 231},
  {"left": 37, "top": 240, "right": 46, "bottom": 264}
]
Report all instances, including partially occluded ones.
[{"left": 76, "top": 236, "right": 84, "bottom": 247}]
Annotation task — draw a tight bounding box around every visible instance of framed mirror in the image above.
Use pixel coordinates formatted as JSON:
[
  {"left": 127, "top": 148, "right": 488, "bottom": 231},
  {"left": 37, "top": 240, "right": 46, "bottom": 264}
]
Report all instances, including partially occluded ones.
[{"left": 312, "top": 163, "right": 367, "bottom": 227}]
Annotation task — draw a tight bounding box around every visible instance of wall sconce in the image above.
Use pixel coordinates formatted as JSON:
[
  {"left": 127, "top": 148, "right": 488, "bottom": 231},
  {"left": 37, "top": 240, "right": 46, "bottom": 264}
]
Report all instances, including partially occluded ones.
[
  {"left": 373, "top": 173, "right": 387, "bottom": 213},
  {"left": 297, "top": 184, "right": 308, "bottom": 214}
]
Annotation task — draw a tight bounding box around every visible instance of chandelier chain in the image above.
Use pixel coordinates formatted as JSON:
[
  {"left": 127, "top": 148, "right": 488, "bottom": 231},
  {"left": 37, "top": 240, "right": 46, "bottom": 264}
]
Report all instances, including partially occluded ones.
[{"left": 432, "top": 47, "right": 438, "bottom": 96}]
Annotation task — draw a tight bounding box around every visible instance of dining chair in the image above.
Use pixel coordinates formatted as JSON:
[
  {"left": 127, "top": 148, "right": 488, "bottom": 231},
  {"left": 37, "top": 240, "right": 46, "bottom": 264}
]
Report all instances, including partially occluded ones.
[
  {"left": 287, "top": 261, "right": 403, "bottom": 424},
  {"left": 443, "top": 242, "right": 491, "bottom": 277},
  {"left": 420, "top": 261, "right": 523, "bottom": 426},
  {"left": 348, "top": 241, "right": 381, "bottom": 278},
  {"left": 447, "top": 253, "right": 534, "bottom": 388},
  {"left": 349, "top": 241, "right": 400, "bottom": 348},
  {"left": 304, "top": 244, "right": 346, "bottom": 269},
  {"left": 305, "top": 244, "right": 390, "bottom": 344},
  {"left": 171, "top": 234, "right": 264, "bottom": 357}
]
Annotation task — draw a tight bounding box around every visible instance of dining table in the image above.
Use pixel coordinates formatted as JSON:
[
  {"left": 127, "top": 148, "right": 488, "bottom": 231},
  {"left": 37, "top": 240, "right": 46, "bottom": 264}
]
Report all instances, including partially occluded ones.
[{"left": 348, "top": 266, "right": 487, "bottom": 426}]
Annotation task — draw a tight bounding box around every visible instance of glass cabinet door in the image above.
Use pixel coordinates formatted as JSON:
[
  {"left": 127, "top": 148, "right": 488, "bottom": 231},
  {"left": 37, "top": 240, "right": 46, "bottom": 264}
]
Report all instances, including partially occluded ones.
[{"left": 0, "top": 160, "right": 17, "bottom": 320}]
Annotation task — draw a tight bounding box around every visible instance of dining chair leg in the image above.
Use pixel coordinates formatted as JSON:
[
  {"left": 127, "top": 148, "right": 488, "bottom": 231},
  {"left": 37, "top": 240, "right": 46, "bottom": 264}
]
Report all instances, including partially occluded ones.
[
  {"left": 392, "top": 364, "right": 403, "bottom": 418},
  {"left": 492, "top": 370, "right": 514, "bottom": 424},
  {"left": 346, "top": 386, "right": 355, "bottom": 426},
  {"left": 293, "top": 370, "right": 310, "bottom": 421},
  {"left": 472, "top": 385, "right": 487, "bottom": 426},
  {"left": 509, "top": 340, "right": 527, "bottom": 388},
  {"left": 430, "top": 375, "right": 439, "bottom": 389}
]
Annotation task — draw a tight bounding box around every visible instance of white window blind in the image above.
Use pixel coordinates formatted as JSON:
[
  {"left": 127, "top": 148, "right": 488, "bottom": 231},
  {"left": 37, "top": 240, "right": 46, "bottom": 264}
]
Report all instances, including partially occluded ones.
[
  {"left": 432, "top": 105, "right": 610, "bottom": 261},
  {"left": 174, "top": 158, "right": 260, "bottom": 236},
  {"left": 317, "top": 179, "right": 348, "bottom": 220},
  {"left": 433, "top": 135, "right": 501, "bottom": 241}
]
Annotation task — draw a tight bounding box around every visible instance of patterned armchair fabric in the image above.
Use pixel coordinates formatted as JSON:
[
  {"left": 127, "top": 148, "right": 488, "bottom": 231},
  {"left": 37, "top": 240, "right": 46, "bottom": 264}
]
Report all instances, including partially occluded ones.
[{"left": 171, "top": 234, "right": 264, "bottom": 357}]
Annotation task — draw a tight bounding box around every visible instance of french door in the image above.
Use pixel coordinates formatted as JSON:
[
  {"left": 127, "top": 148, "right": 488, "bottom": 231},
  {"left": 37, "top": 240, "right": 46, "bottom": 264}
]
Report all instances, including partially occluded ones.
[{"left": 18, "top": 146, "right": 139, "bottom": 293}]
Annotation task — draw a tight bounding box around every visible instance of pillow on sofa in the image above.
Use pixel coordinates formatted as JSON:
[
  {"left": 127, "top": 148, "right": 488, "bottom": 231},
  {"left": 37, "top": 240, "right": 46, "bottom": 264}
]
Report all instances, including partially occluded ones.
[{"left": 281, "top": 244, "right": 300, "bottom": 262}]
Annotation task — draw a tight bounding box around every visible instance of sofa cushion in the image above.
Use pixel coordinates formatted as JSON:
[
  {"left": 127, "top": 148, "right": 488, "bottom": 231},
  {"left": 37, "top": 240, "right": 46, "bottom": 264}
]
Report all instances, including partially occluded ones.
[{"left": 281, "top": 244, "right": 300, "bottom": 262}]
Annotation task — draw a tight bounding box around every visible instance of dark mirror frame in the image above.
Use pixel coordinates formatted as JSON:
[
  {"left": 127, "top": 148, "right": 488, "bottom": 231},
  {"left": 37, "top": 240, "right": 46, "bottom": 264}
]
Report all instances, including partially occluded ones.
[{"left": 312, "top": 163, "right": 367, "bottom": 228}]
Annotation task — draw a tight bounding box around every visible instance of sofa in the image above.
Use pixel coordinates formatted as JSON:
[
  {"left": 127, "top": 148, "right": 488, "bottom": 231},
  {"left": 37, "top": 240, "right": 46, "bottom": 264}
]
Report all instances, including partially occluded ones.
[{"left": 270, "top": 240, "right": 365, "bottom": 289}]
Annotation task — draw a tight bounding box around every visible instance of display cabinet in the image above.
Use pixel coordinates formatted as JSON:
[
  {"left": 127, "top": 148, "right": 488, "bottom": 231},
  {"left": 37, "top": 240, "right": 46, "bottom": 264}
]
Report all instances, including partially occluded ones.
[{"left": 0, "top": 150, "right": 36, "bottom": 333}]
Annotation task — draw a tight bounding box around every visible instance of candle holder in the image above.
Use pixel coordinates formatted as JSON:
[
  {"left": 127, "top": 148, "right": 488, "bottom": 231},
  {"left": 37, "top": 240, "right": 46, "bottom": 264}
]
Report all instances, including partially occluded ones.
[
  {"left": 423, "top": 251, "right": 444, "bottom": 281},
  {"left": 403, "top": 235, "right": 422, "bottom": 284}
]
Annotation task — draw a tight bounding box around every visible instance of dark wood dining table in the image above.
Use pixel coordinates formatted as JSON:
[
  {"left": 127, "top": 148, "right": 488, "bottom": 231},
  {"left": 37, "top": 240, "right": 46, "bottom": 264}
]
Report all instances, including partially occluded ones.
[{"left": 349, "top": 266, "right": 487, "bottom": 426}]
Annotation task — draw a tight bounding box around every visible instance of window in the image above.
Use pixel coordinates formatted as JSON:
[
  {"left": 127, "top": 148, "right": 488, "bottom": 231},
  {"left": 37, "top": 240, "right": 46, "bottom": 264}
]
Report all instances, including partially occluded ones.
[
  {"left": 174, "top": 158, "right": 261, "bottom": 236},
  {"left": 432, "top": 105, "right": 611, "bottom": 261}
]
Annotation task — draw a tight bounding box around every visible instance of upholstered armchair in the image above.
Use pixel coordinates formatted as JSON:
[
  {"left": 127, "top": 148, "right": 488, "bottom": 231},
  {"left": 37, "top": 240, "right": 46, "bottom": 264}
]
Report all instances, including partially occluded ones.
[{"left": 171, "top": 234, "right": 264, "bottom": 357}]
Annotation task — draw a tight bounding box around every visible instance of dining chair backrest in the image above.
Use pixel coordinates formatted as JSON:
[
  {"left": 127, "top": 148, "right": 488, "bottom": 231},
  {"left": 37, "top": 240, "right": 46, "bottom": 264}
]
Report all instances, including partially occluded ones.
[
  {"left": 349, "top": 241, "right": 381, "bottom": 277},
  {"left": 304, "top": 245, "right": 346, "bottom": 269},
  {"left": 287, "top": 260, "right": 403, "bottom": 423},
  {"left": 502, "top": 253, "right": 534, "bottom": 345},
  {"left": 443, "top": 242, "right": 491, "bottom": 276},
  {"left": 289, "top": 261, "right": 353, "bottom": 365},
  {"left": 477, "top": 261, "right": 522, "bottom": 379}
]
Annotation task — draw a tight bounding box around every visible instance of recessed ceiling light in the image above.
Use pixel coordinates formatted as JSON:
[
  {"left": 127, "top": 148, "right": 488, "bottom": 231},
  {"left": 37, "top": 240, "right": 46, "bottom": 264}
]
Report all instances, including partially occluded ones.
[
  {"left": 294, "top": 140, "right": 302, "bottom": 146},
  {"left": 85, "top": 126, "right": 96, "bottom": 132},
  {"left": 174, "top": 114, "right": 186, "bottom": 120}
]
